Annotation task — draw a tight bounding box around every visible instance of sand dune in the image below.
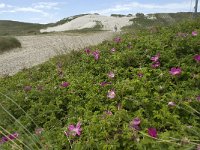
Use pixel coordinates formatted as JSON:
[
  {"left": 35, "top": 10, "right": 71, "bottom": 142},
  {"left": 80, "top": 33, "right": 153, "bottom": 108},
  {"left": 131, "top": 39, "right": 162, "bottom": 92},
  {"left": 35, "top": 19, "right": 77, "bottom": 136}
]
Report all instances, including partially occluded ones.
[
  {"left": 40, "top": 14, "right": 135, "bottom": 33},
  {"left": 0, "top": 32, "right": 115, "bottom": 76}
]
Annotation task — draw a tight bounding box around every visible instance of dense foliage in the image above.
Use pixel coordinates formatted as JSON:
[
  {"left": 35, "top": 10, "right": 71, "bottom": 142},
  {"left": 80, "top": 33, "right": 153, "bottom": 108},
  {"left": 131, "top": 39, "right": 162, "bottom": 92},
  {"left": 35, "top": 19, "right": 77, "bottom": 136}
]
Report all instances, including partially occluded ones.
[
  {"left": 0, "top": 36, "right": 21, "bottom": 53},
  {"left": 0, "top": 19, "right": 200, "bottom": 150},
  {"left": 124, "top": 12, "right": 200, "bottom": 31}
]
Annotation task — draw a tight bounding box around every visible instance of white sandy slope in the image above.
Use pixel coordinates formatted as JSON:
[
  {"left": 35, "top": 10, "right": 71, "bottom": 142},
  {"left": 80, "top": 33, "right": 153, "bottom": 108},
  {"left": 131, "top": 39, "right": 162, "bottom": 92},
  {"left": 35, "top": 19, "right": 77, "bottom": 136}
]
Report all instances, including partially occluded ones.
[
  {"left": 0, "top": 32, "right": 115, "bottom": 76},
  {"left": 40, "top": 14, "right": 135, "bottom": 33}
]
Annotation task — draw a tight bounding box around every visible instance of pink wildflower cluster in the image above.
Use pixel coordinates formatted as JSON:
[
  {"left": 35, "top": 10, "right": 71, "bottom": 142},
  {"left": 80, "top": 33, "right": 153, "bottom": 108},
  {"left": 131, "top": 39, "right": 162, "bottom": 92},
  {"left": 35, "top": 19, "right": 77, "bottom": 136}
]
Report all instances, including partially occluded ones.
[
  {"left": 84, "top": 48, "right": 100, "bottom": 60},
  {"left": 138, "top": 73, "right": 143, "bottom": 78},
  {"left": 169, "top": 67, "right": 182, "bottom": 76},
  {"left": 114, "top": 37, "right": 121, "bottom": 43},
  {"left": 131, "top": 117, "right": 141, "bottom": 130},
  {"left": 65, "top": 28, "right": 199, "bottom": 142},
  {"left": 64, "top": 122, "right": 82, "bottom": 137},
  {"left": 108, "top": 71, "right": 115, "bottom": 78},
  {"left": 111, "top": 48, "right": 116, "bottom": 52},
  {"left": 130, "top": 118, "right": 158, "bottom": 138},
  {"left": 168, "top": 101, "right": 176, "bottom": 107},
  {"left": 61, "top": 82, "right": 70, "bottom": 88},
  {"left": 107, "top": 90, "right": 116, "bottom": 99},
  {"left": 192, "top": 31, "right": 198, "bottom": 36},
  {"left": 194, "top": 54, "right": 200, "bottom": 63},
  {"left": 150, "top": 53, "right": 160, "bottom": 68},
  {"left": 85, "top": 48, "right": 91, "bottom": 54},
  {"left": 148, "top": 128, "right": 157, "bottom": 138},
  {"left": 0, "top": 133, "right": 19, "bottom": 145},
  {"left": 92, "top": 50, "right": 100, "bottom": 61}
]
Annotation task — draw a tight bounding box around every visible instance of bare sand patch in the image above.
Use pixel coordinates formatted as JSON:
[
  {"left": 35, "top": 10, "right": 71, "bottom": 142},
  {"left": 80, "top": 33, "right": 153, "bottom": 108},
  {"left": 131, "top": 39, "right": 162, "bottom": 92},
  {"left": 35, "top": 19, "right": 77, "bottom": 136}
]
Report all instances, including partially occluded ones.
[
  {"left": 0, "top": 32, "right": 115, "bottom": 76},
  {"left": 40, "top": 14, "right": 135, "bottom": 32}
]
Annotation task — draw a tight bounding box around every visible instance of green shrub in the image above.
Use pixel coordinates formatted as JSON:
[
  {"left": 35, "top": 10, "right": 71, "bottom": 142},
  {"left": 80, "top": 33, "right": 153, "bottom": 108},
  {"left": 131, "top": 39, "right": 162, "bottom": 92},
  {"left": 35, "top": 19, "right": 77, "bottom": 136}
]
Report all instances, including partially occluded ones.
[
  {"left": 0, "top": 19, "right": 200, "bottom": 149},
  {"left": 0, "top": 36, "right": 21, "bottom": 53}
]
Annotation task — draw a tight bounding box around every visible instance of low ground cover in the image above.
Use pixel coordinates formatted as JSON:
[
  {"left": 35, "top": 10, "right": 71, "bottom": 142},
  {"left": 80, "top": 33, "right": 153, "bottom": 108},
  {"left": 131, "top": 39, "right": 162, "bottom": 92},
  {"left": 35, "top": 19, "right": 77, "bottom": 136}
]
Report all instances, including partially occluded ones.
[{"left": 0, "top": 19, "right": 200, "bottom": 149}]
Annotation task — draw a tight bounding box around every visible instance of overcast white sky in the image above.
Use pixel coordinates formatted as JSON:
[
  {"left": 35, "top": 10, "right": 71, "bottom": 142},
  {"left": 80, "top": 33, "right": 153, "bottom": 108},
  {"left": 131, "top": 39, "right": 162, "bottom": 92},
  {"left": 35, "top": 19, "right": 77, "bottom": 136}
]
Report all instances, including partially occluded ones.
[{"left": 0, "top": 0, "right": 198, "bottom": 23}]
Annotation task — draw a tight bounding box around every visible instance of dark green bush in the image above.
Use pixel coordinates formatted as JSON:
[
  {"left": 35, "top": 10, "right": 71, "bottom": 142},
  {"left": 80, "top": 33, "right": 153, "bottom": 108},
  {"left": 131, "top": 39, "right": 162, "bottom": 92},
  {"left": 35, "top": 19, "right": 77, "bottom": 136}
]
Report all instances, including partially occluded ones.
[{"left": 0, "top": 36, "right": 21, "bottom": 53}]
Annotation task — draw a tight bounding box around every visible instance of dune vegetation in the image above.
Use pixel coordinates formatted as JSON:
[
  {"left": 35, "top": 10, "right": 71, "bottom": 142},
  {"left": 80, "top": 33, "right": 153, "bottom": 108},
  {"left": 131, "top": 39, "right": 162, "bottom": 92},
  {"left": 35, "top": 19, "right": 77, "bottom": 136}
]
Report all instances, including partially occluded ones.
[
  {"left": 0, "top": 19, "right": 200, "bottom": 149},
  {"left": 0, "top": 36, "right": 21, "bottom": 53},
  {"left": 123, "top": 12, "right": 200, "bottom": 32},
  {"left": 0, "top": 21, "right": 44, "bottom": 36},
  {"left": 0, "top": 12, "right": 199, "bottom": 36}
]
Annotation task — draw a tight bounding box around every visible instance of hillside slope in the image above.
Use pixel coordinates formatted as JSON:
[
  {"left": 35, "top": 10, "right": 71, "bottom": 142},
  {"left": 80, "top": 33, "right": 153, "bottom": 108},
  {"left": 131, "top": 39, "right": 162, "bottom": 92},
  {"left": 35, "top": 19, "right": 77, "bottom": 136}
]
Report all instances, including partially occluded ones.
[
  {"left": 40, "top": 14, "right": 135, "bottom": 33},
  {"left": 0, "top": 20, "right": 44, "bottom": 36},
  {"left": 0, "top": 19, "right": 200, "bottom": 149}
]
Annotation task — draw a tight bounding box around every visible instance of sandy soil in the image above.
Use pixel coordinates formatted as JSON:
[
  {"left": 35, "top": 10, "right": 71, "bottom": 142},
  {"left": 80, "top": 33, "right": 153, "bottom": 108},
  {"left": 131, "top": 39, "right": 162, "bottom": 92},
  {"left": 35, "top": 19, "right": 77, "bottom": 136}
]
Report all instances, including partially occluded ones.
[
  {"left": 0, "top": 31, "right": 115, "bottom": 76},
  {"left": 40, "top": 14, "right": 135, "bottom": 32}
]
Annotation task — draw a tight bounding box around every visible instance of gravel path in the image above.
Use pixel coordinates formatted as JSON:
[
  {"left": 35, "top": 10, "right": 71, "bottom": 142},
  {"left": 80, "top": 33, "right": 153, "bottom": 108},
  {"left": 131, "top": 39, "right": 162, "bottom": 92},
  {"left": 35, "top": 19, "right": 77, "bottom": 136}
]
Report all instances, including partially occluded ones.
[{"left": 0, "top": 31, "right": 115, "bottom": 76}]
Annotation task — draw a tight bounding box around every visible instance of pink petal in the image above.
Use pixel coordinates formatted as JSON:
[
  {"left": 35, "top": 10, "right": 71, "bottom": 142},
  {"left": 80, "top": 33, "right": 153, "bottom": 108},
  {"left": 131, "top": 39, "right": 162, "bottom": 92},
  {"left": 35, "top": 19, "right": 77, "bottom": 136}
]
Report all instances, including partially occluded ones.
[
  {"left": 138, "top": 73, "right": 143, "bottom": 78},
  {"left": 168, "top": 102, "right": 176, "bottom": 107},
  {"left": 169, "top": 67, "right": 181, "bottom": 76},
  {"left": 151, "top": 53, "right": 160, "bottom": 62},
  {"left": 148, "top": 128, "right": 157, "bottom": 138},
  {"left": 76, "top": 131, "right": 81, "bottom": 136},
  {"left": 108, "top": 72, "right": 115, "bottom": 78},
  {"left": 107, "top": 90, "right": 116, "bottom": 99},
  {"left": 133, "top": 118, "right": 141, "bottom": 126},
  {"left": 194, "top": 55, "right": 200, "bottom": 62},
  {"left": 85, "top": 48, "right": 91, "bottom": 54},
  {"left": 192, "top": 31, "right": 198, "bottom": 36},
  {"left": 68, "top": 125, "right": 75, "bottom": 131},
  {"left": 76, "top": 122, "right": 81, "bottom": 128},
  {"left": 111, "top": 48, "right": 116, "bottom": 52}
]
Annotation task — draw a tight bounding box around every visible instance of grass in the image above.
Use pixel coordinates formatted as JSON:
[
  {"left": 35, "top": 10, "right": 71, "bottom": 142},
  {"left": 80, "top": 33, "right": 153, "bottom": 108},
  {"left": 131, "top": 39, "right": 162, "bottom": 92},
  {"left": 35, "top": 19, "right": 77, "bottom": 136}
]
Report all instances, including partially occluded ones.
[
  {"left": 0, "top": 20, "right": 45, "bottom": 36},
  {"left": 0, "top": 19, "right": 200, "bottom": 149},
  {"left": 0, "top": 36, "right": 21, "bottom": 53},
  {"left": 122, "top": 12, "right": 200, "bottom": 32}
]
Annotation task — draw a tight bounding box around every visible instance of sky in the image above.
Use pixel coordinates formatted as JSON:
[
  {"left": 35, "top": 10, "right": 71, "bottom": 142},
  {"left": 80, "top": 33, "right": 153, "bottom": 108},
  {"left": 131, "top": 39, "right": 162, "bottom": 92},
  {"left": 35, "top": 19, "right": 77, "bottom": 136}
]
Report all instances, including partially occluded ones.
[{"left": 0, "top": 0, "right": 199, "bottom": 23}]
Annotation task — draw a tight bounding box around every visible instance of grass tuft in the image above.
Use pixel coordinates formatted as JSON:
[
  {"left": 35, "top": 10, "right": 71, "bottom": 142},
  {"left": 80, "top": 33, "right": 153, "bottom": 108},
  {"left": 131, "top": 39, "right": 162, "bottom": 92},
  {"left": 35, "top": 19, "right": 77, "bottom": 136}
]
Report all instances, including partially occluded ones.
[{"left": 0, "top": 36, "right": 21, "bottom": 53}]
